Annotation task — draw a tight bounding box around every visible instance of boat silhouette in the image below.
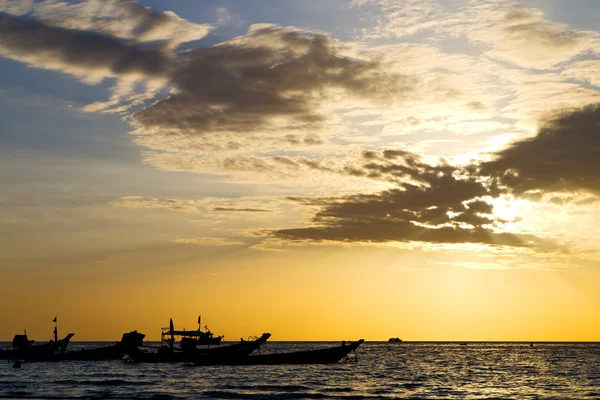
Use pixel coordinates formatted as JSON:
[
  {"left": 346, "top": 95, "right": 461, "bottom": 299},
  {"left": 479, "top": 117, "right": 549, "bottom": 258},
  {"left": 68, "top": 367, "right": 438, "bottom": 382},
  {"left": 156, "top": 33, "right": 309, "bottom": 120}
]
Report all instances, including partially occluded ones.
[
  {"left": 128, "top": 332, "right": 271, "bottom": 363},
  {"left": 193, "top": 339, "right": 364, "bottom": 365},
  {"left": 0, "top": 317, "right": 75, "bottom": 361},
  {"left": 60, "top": 331, "right": 145, "bottom": 361},
  {"left": 0, "top": 332, "right": 75, "bottom": 361}
]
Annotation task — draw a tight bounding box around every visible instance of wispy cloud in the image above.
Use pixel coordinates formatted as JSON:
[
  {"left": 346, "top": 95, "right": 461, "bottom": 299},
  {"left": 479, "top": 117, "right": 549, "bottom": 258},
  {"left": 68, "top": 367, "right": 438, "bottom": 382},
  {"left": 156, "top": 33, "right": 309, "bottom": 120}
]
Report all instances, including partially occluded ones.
[{"left": 173, "top": 237, "right": 246, "bottom": 246}]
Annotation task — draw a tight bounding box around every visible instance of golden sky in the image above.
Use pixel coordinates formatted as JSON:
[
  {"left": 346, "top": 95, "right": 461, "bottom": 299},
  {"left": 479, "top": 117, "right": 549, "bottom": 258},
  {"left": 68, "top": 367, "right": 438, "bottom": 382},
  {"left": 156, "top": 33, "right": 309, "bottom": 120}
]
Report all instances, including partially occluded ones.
[{"left": 0, "top": 0, "right": 599, "bottom": 341}]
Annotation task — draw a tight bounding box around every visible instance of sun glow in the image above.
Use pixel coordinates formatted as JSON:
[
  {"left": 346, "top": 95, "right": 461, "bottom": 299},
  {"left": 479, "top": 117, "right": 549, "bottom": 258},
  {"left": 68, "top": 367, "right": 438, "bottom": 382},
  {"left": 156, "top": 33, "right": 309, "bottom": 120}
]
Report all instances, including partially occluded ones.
[{"left": 489, "top": 195, "right": 532, "bottom": 225}]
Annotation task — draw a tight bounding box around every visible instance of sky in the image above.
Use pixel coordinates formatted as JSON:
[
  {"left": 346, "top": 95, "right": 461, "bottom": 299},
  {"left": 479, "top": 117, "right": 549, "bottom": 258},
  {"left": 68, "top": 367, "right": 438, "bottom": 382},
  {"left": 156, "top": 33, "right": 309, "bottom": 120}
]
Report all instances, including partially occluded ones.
[{"left": 1, "top": 0, "right": 599, "bottom": 342}]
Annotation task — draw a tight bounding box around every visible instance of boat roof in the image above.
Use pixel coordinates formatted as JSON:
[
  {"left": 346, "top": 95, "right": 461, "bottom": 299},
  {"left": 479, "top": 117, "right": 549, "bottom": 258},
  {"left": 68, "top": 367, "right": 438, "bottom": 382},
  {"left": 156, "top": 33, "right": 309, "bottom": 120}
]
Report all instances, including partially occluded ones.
[{"left": 163, "top": 329, "right": 212, "bottom": 338}]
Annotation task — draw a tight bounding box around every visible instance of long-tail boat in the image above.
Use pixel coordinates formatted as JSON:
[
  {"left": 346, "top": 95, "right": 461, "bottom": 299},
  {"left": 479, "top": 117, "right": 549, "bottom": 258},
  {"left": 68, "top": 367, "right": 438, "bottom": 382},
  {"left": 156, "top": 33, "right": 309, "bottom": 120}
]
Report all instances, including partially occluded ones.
[
  {"left": 127, "top": 332, "right": 271, "bottom": 363},
  {"left": 0, "top": 332, "right": 75, "bottom": 361},
  {"left": 0, "top": 317, "right": 75, "bottom": 361},
  {"left": 193, "top": 339, "right": 364, "bottom": 366},
  {"left": 60, "top": 331, "right": 145, "bottom": 361}
]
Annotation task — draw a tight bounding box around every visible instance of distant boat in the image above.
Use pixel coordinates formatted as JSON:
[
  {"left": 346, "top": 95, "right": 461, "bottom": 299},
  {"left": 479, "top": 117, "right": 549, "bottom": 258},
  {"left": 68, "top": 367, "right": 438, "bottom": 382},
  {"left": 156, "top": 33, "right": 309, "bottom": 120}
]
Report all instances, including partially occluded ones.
[
  {"left": 194, "top": 339, "right": 364, "bottom": 365},
  {"left": 388, "top": 337, "right": 402, "bottom": 343}
]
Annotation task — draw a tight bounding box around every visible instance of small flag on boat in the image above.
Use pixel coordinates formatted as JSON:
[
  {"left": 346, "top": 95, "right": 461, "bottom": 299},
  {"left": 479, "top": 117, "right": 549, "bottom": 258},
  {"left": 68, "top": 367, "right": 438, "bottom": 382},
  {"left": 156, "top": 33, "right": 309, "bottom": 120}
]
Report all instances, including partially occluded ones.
[{"left": 53, "top": 317, "right": 57, "bottom": 322}]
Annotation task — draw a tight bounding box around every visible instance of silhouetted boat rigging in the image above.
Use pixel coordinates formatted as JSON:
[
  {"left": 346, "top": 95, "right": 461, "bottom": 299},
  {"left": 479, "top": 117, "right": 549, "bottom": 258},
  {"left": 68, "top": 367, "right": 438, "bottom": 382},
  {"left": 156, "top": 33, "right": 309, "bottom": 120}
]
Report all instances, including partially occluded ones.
[{"left": 161, "top": 315, "right": 223, "bottom": 346}]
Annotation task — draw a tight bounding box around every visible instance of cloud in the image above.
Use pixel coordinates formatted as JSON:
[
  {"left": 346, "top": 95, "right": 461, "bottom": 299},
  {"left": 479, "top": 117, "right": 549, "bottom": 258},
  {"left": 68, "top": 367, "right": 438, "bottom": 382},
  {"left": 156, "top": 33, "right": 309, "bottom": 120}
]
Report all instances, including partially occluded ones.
[
  {"left": 4, "top": 1, "right": 597, "bottom": 184},
  {"left": 2, "top": 0, "right": 211, "bottom": 48},
  {"left": 350, "top": 0, "right": 450, "bottom": 40},
  {"left": 173, "top": 237, "right": 246, "bottom": 246},
  {"left": 109, "top": 195, "right": 298, "bottom": 220},
  {"left": 2, "top": 0, "right": 600, "bottom": 257},
  {"left": 271, "top": 149, "right": 539, "bottom": 247},
  {"left": 0, "top": 0, "right": 211, "bottom": 111},
  {"left": 482, "top": 103, "right": 600, "bottom": 195},
  {"left": 269, "top": 101, "right": 600, "bottom": 251},
  {"left": 274, "top": 191, "right": 530, "bottom": 247},
  {"left": 213, "top": 207, "right": 270, "bottom": 212},
  {"left": 131, "top": 24, "right": 417, "bottom": 170},
  {"left": 353, "top": 1, "right": 594, "bottom": 69},
  {"left": 215, "top": 8, "right": 232, "bottom": 26},
  {"left": 0, "top": 0, "right": 32, "bottom": 15},
  {"left": 475, "top": 6, "right": 589, "bottom": 69},
  {"left": 269, "top": 103, "right": 600, "bottom": 250},
  {"left": 0, "top": 13, "right": 173, "bottom": 84},
  {"left": 562, "top": 60, "right": 600, "bottom": 87}
]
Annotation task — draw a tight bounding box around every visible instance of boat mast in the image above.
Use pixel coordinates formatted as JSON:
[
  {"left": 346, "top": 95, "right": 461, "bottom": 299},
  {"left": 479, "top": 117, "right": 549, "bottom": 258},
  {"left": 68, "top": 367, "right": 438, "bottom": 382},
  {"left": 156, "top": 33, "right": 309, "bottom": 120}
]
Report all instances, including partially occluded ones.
[
  {"left": 53, "top": 316, "right": 58, "bottom": 342},
  {"left": 169, "top": 318, "right": 175, "bottom": 350},
  {"left": 198, "top": 315, "right": 201, "bottom": 331}
]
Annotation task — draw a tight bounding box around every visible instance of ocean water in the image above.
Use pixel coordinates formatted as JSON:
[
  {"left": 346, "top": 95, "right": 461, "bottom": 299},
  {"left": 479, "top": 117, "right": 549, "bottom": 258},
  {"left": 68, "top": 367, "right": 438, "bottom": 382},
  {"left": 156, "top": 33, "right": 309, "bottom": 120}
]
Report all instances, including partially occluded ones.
[{"left": 1, "top": 342, "right": 599, "bottom": 399}]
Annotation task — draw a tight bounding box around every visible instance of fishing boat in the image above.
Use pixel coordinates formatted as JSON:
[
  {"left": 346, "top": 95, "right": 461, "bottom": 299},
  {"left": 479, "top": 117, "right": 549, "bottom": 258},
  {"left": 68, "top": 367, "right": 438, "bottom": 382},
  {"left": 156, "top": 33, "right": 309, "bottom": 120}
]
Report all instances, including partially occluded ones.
[
  {"left": 60, "top": 331, "right": 145, "bottom": 361},
  {"left": 161, "top": 315, "right": 223, "bottom": 346},
  {"left": 0, "top": 318, "right": 74, "bottom": 361},
  {"left": 0, "top": 333, "right": 75, "bottom": 361},
  {"left": 193, "top": 339, "right": 364, "bottom": 366},
  {"left": 128, "top": 332, "right": 271, "bottom": 363}
]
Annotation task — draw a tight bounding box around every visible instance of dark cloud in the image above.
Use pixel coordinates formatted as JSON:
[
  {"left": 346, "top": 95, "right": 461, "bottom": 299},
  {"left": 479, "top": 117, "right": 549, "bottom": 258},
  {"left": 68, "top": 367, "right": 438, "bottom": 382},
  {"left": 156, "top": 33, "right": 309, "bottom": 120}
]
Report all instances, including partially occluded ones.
[
  {"left": 132, "top": 24, "right": 417, "bottom": 143},
  {"left": 273, "top": 104, "right": 600, "bottom": 248},
  {"left": 482, "top": 103, "right": 600, "bottom": 195},
  {"left": 276, "top": 220, "right": 527, "bottom": 247},
  {"left": 274, "top": 187, "right": 527, "bottom": 247},
  {"left": 0, "top": 13, "right": 172, "bottom": 80},
  {"left": 272, "top": 150, "right": 531, "bottom": 247},
  {"left": 4, "top": 0, "right": 212, "bottom": 47}
]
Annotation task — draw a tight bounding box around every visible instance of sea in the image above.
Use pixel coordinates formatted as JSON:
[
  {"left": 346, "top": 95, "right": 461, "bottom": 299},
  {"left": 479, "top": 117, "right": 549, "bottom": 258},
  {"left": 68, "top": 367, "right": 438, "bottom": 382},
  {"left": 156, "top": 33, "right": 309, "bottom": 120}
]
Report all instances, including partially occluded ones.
[{"left": 1, "top": 341, "right": 599, "bottom": 399}]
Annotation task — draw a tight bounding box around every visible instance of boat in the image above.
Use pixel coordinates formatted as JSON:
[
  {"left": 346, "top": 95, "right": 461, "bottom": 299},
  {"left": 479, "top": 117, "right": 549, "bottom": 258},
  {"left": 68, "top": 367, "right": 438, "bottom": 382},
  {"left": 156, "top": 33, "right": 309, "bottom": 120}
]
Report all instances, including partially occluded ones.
[
  {"left": 0, "top": 318, "right": 75, "bottom": 361},
  {"left": 193, "top": 339, "right": 365, "bottom": 366},
  {"left": 128, "top": 332, "right": 271, "bottom": 363},
  {"left": 0, "top": 332, "right": 75, "bottom": 361},
  {"left": 388, "top": 337, "right": 402, "bottom": 343},
  {"left": 60, "top": 331, "right": 145, "bottom": 361},
  {"left": 161, "top": 316, "right": 223, "bottom": 346}
]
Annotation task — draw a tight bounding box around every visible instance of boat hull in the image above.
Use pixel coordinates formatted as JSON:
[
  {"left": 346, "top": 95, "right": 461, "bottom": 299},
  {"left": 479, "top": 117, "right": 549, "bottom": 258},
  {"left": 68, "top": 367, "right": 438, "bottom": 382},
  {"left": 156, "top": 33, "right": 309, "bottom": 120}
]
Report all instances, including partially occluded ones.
[
  {"left": 194, "top": 339, "right": 364, "bottom": 366},
  {"left": 60, "top": 331, "right": 145, "bottom": 361}
]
